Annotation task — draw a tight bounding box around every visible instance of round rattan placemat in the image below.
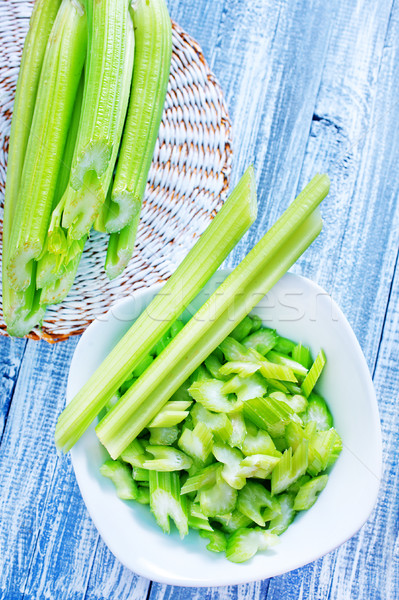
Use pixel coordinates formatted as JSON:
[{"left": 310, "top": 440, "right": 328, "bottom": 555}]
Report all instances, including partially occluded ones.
[{"left": 0, "top": 4, "right": 232, "bottom": 342}]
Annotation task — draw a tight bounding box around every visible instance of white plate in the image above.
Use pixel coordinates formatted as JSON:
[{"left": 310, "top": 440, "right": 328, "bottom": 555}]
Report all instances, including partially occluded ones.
[{"left": 67, "top": 270, "right": 382, "bottom": 587}]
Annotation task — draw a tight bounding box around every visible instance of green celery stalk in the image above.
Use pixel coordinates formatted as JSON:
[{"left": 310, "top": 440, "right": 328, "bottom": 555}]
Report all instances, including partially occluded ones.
[
  {"left": 36, "top": 75, "right": 85, "bottom": 290},
  {"left": 55, "top": 167, "right": 257, "bottom": 452},
  {"left": 149, "top": 426, "right": 179, "bottom": 446},
  {"left": 2, "top": 0, "right": 62, "bottom": 332},
  {"left": 61, "top": 0, "right": 135, "bottom": 240},
  {"left": 102, "top": 0, "right": 172, "bottom": 240},
  {"left": 7, "top": 0, "right": 87, "bottom": 292},
  {"left": 268, "top": 493, "right": 296, "bottom": 535},
  {"left": 97, "top": 193, "right": 326, "bottom": 459}
]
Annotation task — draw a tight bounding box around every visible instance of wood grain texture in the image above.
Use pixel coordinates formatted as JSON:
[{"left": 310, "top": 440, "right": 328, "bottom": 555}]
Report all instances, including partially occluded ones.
[{"left": 1, "top": 0, "right": 399, "bottom": 598}]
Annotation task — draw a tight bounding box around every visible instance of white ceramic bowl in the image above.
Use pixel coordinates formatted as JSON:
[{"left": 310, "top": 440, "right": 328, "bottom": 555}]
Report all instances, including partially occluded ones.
[{"left": 67, "top": 270, "right": 382, "bottom": 587}]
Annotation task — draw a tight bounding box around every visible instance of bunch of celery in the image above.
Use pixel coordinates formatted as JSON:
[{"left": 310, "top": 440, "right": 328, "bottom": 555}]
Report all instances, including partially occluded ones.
[
  {"left": 100, "top": 314, "right": 342, "bottom": 563},
  {"left": 2, "top": 0, "right": 173, "bottom": 336}
]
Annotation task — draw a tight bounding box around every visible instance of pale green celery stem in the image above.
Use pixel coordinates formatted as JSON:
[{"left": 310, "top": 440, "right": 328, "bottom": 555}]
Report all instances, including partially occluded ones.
[
  {"left": 55, "top": 166, "right": 257, "bottom": 452},
  {"left": 97, "top": 208, "right": 324, "bottom": 459},
  {"left": 6, "top": 265, "right": 46, "bottom": 338},
  {"left": 103, "top": 0, "right": 172, "bottom": 235},
  {"left": 2, "top": 0, "right": 62, "bottom": 329},
  {"left": 7, "top": 0, "right": 87, "bottom": 292},
  {"left": 62, "top": 0, "right": 135, "bottom": 239},
  {"left": 36, "top": 74, "right": 84, "bottom": 290}
]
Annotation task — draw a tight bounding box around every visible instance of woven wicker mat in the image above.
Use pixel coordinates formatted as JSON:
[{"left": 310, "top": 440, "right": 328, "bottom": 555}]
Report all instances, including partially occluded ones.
[{"left": 0, "top": 3, "right": 232, "bottom": 342}]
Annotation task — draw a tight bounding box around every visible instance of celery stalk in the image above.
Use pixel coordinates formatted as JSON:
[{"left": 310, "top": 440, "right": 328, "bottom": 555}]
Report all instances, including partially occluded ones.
[
  {"left": 55, "top": 167, "right": 257, "bottom": 452},
  {"left": 103, "top": 0, "right": 172, "bottom": 236},
  {"left": 61, "top": 0, "right": 135, "bottom": 240},
  {"left": 7, "top": 0, "right": 87, "bottom": 292},
  {"left": 97, "top": 197, "right": 326, "bottom": 459},
  {"left": 36, "top": 75, "right": 85, "bottom": 290},
  {"left": 2, "top": 0, "right": 62, "bottom": 331}
]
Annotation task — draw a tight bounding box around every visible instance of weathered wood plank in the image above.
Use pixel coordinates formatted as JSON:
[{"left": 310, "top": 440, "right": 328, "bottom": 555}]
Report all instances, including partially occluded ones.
[{"left": 0, "top": 336, "right": 26, "bottom": 441}]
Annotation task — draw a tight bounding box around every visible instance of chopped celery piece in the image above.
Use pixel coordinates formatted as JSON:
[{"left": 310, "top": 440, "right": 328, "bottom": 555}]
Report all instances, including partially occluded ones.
[
  {"left": 270, "top": 392, "right": 307, "bottom": 414},
  {"left": 181, "top": 464, "right": 221, "bottom": 495},
  {"left": 212, "top": 510, "right": 252, "bottom": 533},
  {"left": 222, "top": 373, "right": 268, "bottom": 403},
  {"left": 96, "top": 200, "right": 325, "bottom": 458},
  {"left": 204, "top": 354, "right": 229, "bottom": 381},
  {"left": 132, "top": 467, "right": 149, "bottom": 482},
  {"left": 188, "top": 379, "right": 241, "bottom": 413},
  {"left": 285, "top": 421, "right": 309, "bottom": 452},
  {"left": 226, "top": 528, "right": 278, "bottom": 563},
  {"left": 136, "top": 486, "right": 150, "bottom": 505},
  {"left": 274, "top": 336, "right": 296, "bottom": 355},
  {"left": 188, "top": 502, "right": 213, "bottom": 532},
  {"left": 178, "top": 423, "right": 213, "bottom": 465},
  {"left": 243, "top": 396, "right": 294, "bottom": 437},
  {"left": 268, "top": 493, "right": 296, "bottom": 535},
  {"left": 301, "top": 350, "right": 326, "bottom": 398},
  {"left": 271, "top": 441, "right": 308, "bottom": 495},
  {"left": 266, "top": 351, "right": 308, "bottom": 379},
  {"left": 229, "top": 316, "right": 257, "bottom": 342},
  {"left": 219, "top": 361, "right": 260, "bottom": 377},
  {"left": 237, "top": 481, "right": 280, "bottom": 526},
  {"left": 200, "top": 529, "right": 227, "bottom": 553},
  {"left": 148, "top": 400, "right": 192, "bottom": 428},
  {"left": 100, "top": 459, "right": 138, "bottom": 500},
  {"left": 242, "top": 327, "right": 278, "bottom": 356},
  {"left": 120, "top": 439, "right": 151, "bottom": 468},
  {"left": 212, "top": 443, "right": 246, "bottom": 490},
  {"left": 292, "top": 344, "right": 312, "bottom": 369},
  {"left": 149, "top": 426, "right": 179, "bottom": 446},
  {"left": 326, "top": 431, "right": 343, "bottom": 468},
  {"left": 143, "top": 446, "right": 192, "bottom": 471},
  {"left": 307, "top": 429, "right": 342, "bottom": 476},
  {"left": 241, "top": 428, "right": 278, "bottom": 456},
  {"left": 294, "top": 474, "right": 328, "bottom": 510},
  {"left": 257, "top": 359, "right": 297, "bottom": 383},
  {"left": 149, "top": 471, "right": 188, "bottom": 537},
  {"left": 301, "top": 393, "right": 333, "bottom": 431},
  {"left": 190, "top": 404, "right": 233, "bottom": 440},
  {"left": 198, "top": 477, "right": 238, "bottom": 517},
  {"left": 240, "top": 454, "right": 280, "bottom": 479},
  {"left": 55, "top": 167, "right": 257, "bottom": 452},
  {"left": 228, "top": 411, "right": 247, "bottom": 448}
]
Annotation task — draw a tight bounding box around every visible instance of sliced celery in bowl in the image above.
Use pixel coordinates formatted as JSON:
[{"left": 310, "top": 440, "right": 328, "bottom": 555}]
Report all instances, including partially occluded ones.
[{"left": 67, "top": 269, "right": 382, "bottom": 587}]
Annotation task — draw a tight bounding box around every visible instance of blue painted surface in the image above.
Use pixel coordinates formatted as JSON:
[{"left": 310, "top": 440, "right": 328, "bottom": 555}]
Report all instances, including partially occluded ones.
[{"left": 1, "top": 0, "right": 399, "bottom": 598}]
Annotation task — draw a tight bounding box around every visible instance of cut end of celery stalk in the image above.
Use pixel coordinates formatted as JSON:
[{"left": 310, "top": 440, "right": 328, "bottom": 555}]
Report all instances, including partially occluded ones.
[
  {"left": 70, "top": 141, "right": 112, "bottom": 191},
  {"left": 105, "top": 192, "right": 141, "bottom": 234},
  {"left": 61, "top": 172, "right": 105, "bottom": 240}
]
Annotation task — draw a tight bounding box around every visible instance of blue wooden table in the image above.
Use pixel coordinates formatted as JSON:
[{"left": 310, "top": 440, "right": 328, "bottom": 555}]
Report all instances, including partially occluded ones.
[{"left": 1, "top": 0, "right": 399, "bottom": 598}]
